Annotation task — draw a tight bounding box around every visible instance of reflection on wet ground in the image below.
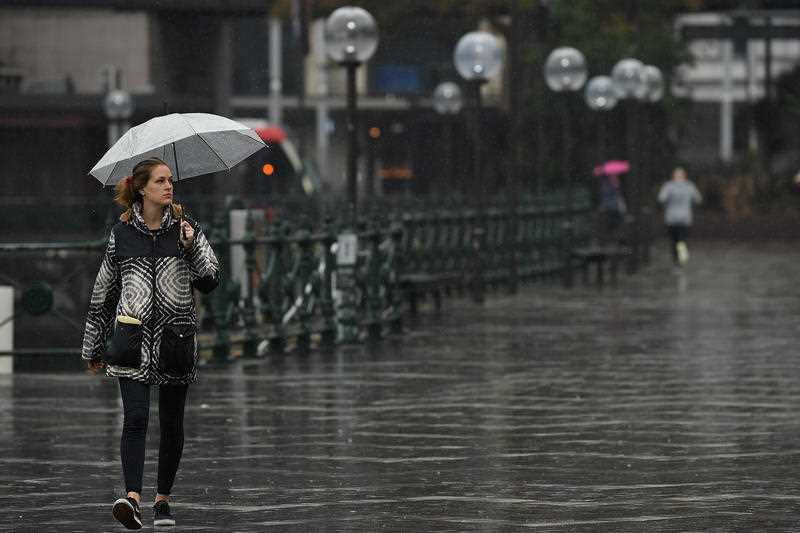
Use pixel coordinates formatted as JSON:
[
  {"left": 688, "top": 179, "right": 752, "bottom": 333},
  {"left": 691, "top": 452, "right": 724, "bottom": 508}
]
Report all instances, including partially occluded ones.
[{"left": 2, "top": 242, "right": 800, "bottom": 531}]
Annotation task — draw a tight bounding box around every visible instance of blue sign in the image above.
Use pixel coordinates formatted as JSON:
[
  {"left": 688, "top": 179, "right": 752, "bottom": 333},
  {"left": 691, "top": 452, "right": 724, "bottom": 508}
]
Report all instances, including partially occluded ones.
[{"left": 375, "top": 65, "right": 422, "bottom": 94}]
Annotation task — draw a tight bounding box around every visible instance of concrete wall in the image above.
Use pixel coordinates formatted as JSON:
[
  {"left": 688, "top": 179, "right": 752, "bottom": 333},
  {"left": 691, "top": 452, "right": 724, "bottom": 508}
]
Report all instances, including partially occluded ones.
[{"left": 0, "top": 8, "right": 151, "bottom": 94}]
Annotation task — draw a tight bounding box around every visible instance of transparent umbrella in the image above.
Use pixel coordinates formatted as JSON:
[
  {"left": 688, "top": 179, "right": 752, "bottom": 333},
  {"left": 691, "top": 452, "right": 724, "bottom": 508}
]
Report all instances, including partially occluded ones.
[{"left": 89, "top": 113, "right": 267, "bottom": 186}]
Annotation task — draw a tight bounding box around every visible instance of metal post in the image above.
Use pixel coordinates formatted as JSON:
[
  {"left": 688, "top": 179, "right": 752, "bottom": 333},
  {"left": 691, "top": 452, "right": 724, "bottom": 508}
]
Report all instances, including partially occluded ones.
[
  {"left": 365, "top": 133, "right": 376, "bottom": 198},
  {"left": 0, "top": 286, "right": 12, "bottom": 374},
  {"left": 561, "top": 95, "right": 575, "bottom": 287},
  {"left": 313, "top": 19, "right": 330, "bottom": 187},
  {"left": 597, "top": 112, "right": 607, "bottom": 167},
  {"left": 641, "top": 104, "right": 652, "bottom": 265},
  {"left": 507, "top": 0, "right": 522, "bottom": 294},
  {"left": 107, "top": 120, "right": 120, "bottom": 149},
  {"left": 764, "top": 16, "right": 773, "bottom": 182},
  {"left": 269, "top": 17, "right": 283, "bottom": 126},
  {"left": 442, "top": 117, "right": 453, "bottom": 198},
  {"left": 472, "top": 80, "right": 484, "bottom": 198},
  {"left": 562, "top": 96, "right": 573, "bottom": 217},
  {"left": 764, "top": 16, "right": 773, "bottom": 102},
  {"left": 746, "top": 38, "right": 759, "bottom": 152},
  {"left": 346, "top": 61, "right": 359, "bottom": 221},
  {"left": 536, "top": 101, "right": 546, "bottom": 197},
  {"left": 241, "top": 212, "right": 258, "bottom": 359},
  {"left": 627, "top": 100, "right": 641, "bottom": 273},
  {"left": 720, "top": 39, "right": 734, "bottom": 163}
]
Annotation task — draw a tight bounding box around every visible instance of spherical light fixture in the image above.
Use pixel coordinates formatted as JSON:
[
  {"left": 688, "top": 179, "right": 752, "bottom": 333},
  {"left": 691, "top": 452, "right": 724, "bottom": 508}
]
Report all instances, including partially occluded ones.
[
  {"left": 103, "top": 89, "right": 133, "bottom": 120},
  {"left": 453, "top": 31, "right": 505, "bottom": 82},
  {"left": 432, "top": 82, "right": 464, "bottom": 115},
  {"left": 324, "top": 6, "right": 379, "bottom": 64},
  {"left": 642, "top": 65, "right": 665, "bottom": 103},
  {"left": 585, "top": 76, "right": 618, "bottom": 111},
  {"left": 544, "top": 47, "right": 588, "bottom": 92},
  {"left": 611, "top": 58, "right": 647, "bottom": 100}
]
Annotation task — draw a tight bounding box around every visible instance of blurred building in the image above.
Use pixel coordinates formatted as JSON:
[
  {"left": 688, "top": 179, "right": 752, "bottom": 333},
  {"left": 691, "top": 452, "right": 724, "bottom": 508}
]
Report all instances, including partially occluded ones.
[
  {"left": 674, "top": 9, "right": 800, "bottom": 171},
  {"left": 0, "top": 2, "right": 505, "bottom": 240},
  {"left": 0, "top": 1, "right": 274, "bottom": 238}
]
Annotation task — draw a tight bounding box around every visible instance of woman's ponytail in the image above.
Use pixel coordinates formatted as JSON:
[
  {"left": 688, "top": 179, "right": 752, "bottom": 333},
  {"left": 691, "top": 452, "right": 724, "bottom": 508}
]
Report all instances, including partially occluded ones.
[{"left": 114, "top": 176, "right": 135, "bottom": 222}]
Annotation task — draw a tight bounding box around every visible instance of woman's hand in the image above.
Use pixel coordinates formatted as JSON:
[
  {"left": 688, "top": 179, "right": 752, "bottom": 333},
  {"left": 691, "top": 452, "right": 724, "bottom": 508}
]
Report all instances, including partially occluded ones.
[
  {"left": 179, "top": 220, "right": 195, "bottom": 250},
  {"left": 86, "top": 359, "right": 105, "bottom": 375}
]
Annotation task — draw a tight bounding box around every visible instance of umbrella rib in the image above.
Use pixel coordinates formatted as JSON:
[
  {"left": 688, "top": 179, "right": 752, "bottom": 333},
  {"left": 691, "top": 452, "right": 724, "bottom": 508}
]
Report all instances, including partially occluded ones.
[
  {"left": 172, "top": 142, "right": 181, "bottom": 181},
  {"left": 195, "top": 133, "right": 231, "bottom": 171},
  {"left": 106, "top": 159, "right": 122, "bottom": 185}
]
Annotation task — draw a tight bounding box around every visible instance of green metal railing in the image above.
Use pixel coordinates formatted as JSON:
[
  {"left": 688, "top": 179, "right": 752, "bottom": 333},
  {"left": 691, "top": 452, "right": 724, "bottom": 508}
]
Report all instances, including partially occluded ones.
[{"left": 0, "top": 190, "right": 594, "bottom": 365}]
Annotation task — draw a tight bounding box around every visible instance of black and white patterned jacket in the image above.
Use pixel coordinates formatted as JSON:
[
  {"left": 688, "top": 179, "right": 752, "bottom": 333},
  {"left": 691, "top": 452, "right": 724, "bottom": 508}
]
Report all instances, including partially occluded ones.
[{"left": 81, "top": 203, "right": 219, "bottom": 385}]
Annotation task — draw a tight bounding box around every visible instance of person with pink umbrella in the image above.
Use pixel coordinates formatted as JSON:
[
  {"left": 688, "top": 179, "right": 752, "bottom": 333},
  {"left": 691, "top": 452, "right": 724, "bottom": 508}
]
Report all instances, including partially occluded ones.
[{"left": 593, "top": 160, "right": 629, "bottom": 235}]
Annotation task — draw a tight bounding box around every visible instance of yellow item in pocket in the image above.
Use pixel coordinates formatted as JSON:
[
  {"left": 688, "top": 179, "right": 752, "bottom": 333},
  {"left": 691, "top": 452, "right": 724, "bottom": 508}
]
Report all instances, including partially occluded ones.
[{"left": 117, "top": 315, "right": 142, "bottom": 325}]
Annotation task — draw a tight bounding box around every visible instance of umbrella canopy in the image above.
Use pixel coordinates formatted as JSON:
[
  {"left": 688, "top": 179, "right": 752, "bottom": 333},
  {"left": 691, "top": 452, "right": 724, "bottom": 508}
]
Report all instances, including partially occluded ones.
[
  {"left": 593, "top": 160, "right": 630, "bottom": 177},
  {"left": 89, "top": 113, "right": 266, "bottom": 186}
]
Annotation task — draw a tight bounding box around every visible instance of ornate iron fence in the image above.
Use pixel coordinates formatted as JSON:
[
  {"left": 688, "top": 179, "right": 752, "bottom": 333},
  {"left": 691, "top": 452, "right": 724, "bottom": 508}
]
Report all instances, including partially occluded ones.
[{"left": 0, "top": 191, "right": 592, "bottom": 370}]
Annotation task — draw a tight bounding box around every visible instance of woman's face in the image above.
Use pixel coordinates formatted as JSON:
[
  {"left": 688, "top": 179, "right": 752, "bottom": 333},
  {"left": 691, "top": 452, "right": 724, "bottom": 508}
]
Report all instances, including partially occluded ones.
[{"left": 140, "top": 164, "right": 174, "bottom": 207}]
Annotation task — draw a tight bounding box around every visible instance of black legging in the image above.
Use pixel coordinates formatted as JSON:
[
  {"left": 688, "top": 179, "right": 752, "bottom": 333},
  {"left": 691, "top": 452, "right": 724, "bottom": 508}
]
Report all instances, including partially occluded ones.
[
  {"left": 119, "top": 378, "right": 188, "bottom": 495},
  {"left": 667, "top": 224, "right": 689, "bottom": 263}
]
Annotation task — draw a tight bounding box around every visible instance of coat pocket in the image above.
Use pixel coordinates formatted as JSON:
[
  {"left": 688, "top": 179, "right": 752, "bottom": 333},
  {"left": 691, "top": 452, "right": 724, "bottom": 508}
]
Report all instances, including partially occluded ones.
[
  {"left": 158, "top": 323, "right": 196, "bottom": 376},
  {"left": 105, "top": 319, "right": 143, "bottom": 368}
]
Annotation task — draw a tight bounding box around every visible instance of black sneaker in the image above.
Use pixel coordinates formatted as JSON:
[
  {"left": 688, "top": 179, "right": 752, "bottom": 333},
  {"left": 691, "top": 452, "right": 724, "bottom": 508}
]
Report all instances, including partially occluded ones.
[
  {"left": 153, "top": 500, "right": 176, "bottom": 527},
  {"left": 112, "top": 497, "right": 142, "bottom": 530}
]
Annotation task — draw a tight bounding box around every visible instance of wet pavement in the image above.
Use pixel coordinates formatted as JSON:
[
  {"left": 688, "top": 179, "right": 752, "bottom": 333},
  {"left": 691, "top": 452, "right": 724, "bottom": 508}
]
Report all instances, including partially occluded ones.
[{"left": 2, "top": 241, "right": 800, "bottom": 532}]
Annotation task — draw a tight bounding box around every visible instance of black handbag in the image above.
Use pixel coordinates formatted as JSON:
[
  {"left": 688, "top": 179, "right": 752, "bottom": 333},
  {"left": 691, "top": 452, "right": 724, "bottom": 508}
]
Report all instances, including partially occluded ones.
[
  {"left": 158, "top": 323, "right": 196, "bottom": 375},
  {"left": 105, "top": 316, "right": 143, "bottom": 368}
]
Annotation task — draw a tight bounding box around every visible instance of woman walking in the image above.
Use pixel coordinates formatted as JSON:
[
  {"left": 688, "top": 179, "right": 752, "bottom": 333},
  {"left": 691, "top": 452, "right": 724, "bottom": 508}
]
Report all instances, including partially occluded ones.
[{"left": 82, "top": 157, "right": 219, "bottom": 529}]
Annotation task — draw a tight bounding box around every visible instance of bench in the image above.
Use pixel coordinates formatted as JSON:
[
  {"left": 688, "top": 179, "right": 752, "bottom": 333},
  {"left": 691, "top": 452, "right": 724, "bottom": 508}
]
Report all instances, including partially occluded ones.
[
  {"left": 570, "top": 244, "right": 631, "bottom": 287},
  {"left": 399, "top": 271, "right": 463, "bottom": 315}
]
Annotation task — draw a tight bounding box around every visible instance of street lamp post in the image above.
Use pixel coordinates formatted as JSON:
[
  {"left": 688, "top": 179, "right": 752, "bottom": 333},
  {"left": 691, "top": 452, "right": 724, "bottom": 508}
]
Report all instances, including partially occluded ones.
[
  {"left": 454, "top": 31, "right": 504, "bottom": 197},
  {"left": 611, "top": 58, "right": 647, "bottom": 272},
  {"left": 324, "top": 7, "right": 378, "bottom": 344},
  {"left": 585, "top": 75, "right": 618, "bottom": 166},
  {"left": 544, "top": 46, "right": 587, "bottom": 288},
  {"left": 324, "top": 6, "right": 378, "bottom": 221},
  {"left": 544, "top": 47, "right": 588, "bottom": 192},
  {"left": 103, "top": 89, "right": 133, "bottom": 149},
  {"left": 453, "top": 30, "right": 504, "bottom": 304},
  {"left": 640, "top": 65, "right": 664, "bottom": 265},
  {"left": 432, "top": 81, "right": 464, "bottom": 197}
]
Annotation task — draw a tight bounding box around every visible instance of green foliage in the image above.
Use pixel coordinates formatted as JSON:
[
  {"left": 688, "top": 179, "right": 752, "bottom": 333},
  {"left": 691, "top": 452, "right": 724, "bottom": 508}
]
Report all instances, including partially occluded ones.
[{"left": 547, "top": 0, "right": 696, "bottom": 82}]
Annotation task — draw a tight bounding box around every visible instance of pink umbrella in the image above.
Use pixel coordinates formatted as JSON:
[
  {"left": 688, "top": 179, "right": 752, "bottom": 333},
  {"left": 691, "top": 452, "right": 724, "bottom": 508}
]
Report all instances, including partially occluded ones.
[{"left": 593, "top": 160, "right": 630, "bottom": 176}]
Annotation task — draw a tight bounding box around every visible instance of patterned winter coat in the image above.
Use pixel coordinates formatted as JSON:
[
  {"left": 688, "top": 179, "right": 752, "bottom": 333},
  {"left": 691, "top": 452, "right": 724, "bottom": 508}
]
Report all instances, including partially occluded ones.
[{"left": 81, "top": 203, "right": 219, "bottom": 385}]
